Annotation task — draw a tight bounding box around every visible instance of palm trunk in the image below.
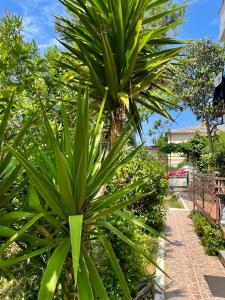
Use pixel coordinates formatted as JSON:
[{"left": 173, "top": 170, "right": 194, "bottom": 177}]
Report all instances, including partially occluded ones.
[
  {"left": 110, "top": 106, "right": 123, "bottom": 147},
  {"left": 205, "top": 117, "right": 214, "bottom": 152}
]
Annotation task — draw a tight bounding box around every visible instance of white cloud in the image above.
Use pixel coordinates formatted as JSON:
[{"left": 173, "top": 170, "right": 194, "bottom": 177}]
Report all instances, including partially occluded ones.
[
  {"left": 41, "top": 2, "right": 64, "bottom": 26},
  {"left": 17, "top": 0, "right": 47, "bottom": 13},
  {"left": 22, "top": 16, "right": 41, "bottom": 40},
  {"left": 38, "top": 37, "right": 60, "bottom": 51},
  {"left": 16, "top": 0, "right": 66, "bottom": 52}
]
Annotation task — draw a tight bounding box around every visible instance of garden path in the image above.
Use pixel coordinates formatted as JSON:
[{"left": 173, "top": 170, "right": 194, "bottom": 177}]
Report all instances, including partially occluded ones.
[{"left": 164, "top": 192, "right": 225, "bottom": 300}]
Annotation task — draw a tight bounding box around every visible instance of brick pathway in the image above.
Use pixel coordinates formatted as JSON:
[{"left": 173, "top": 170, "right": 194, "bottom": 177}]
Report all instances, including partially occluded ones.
[{"left": 164, "top": 192, "right": 225, "bottom": 300}]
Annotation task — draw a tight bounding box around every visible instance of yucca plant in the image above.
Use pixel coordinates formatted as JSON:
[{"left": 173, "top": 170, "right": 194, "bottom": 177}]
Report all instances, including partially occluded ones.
[
  {"left": 0, "top": 91, "right": 166, "bottom": 299},
  {"left": 57, "top": 0, "right": 186, "bottom": 143},
  {"left": 0, "top": 92, "right": 32, "bottom": 208}
]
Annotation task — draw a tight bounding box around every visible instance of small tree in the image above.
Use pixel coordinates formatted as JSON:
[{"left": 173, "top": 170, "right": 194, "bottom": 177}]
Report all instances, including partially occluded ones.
[
  {"left": 176, "top": 39, "right": 225, "bottom": 150},
  {"left": 57, "top": 0, "right": 186, "bottom": 145},
  {"left": 213, "top": 132, "right": 225, "bottom": 175}
]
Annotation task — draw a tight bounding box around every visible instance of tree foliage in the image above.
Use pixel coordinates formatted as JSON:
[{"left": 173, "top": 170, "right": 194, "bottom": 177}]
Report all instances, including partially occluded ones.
[
  {"left": 209, "top": 132, "right": 225, "bottom": 175},
  {"left": 0, "top": 14, "right": 76, "bottom": 134},
  {"left": 175, "top": 39, "right": 225, "bottom": 149},
  {"left": 160, "top": 133, "right": 208, "bottom": 164},
  {"left": 57, "top": 0, "right": 186, "bottom": 143}
]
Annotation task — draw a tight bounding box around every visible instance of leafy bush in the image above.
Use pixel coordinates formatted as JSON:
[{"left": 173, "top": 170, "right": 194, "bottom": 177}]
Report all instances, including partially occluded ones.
[
  {"left": 0, "top": 261, "right": 43, "bottom": 300},
  {"left": 197, "top": 150, "right": 215, "bottom": 174},
  {"left": 98, "top": 213, "right": 158, "bottom": 299},
  {"left": 100, "top": 152, "right": 167, "bottom": 298},
  {"left": 191, "top": 212, "right": 225, "bottom": 255},
  {"left": 107, "top": 151, "right": 168, "bottom": 232},
  {"left": 187, "top": 132, "right": 225, "bottom": 175},
  {"left": 212, "top": 132, "right": 225, "bottom": 176}
]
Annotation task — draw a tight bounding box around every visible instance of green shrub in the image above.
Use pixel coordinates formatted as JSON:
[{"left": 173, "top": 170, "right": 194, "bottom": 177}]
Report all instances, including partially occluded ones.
[
  {"left": 191, "top": 212, "right": 225, "bottom": 255},
  {"left": 0, "top": 259, "right": 43, "bottom": 300},
  {"left": 101, "top": 152, "right": 167, "bottom": 298},
  {"left": 98, "top": 213, "right": 158, "bottom": 299},
  {"left": 107, "top": 151, "right": 168, "bottom": 231},
  {"left": 191, "top": 212, "right": 209, "bottom": 236},
  {"left": 193, "top": 132, "right": 225, "bottom": 175},
  {"left": 197, "top": 150, "right": 215, "bottom": 174},
  {"left": 213, "top": 132, "right": 225, "bottom": 176}
]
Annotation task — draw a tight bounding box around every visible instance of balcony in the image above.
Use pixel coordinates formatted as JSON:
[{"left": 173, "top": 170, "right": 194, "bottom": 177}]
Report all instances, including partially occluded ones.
[{"left": 220, "top": 0, "right": 225, "bottom": 41}]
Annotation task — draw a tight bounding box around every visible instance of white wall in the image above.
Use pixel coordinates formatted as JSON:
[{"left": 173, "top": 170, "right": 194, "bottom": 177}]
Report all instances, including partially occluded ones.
[
  {"left": 170, "top": 133, "right": 195, "bottom": 144},
  {"left": 168, "top": 153, "right": 187, "bottom": 168}
]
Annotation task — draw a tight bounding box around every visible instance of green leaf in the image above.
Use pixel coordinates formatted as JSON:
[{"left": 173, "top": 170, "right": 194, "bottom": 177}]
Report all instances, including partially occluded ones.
[
  {"left": 73, "top": 90, "right": 89, "bottom": 213},
  {"left": 88, "top": 90, "right": 107, "bottom": 173},
  {"left": 54, "top": 148, "right": 74, "bottom": 214},
  {"left": 6, "top": 143, "right": 66, "bottom": 219},
  {"left": 77, "top": 254, "right": 94, "bottom": 300},
  {"left": 62, "top": 113, "right": 73, "bottom": 159},
  {"left": 0, "top": 225, "right": 53, "bottom": 246},
  {"left": 115, "top": 211, "right": 171, "bottom": 243},
  {"left": 143, "top": 5, "right": 186, "bottom": 25},
  {"left": 0, "top": 213, "right": 44, "bottom": 256},
  {"left": 0, "top": 211, "right": 36, "bottom": 224},
  {"left": 29, "top": 186, "right": 43, "bottom": 212},
  {"left": 0, "top": 245, "right": 55, "bottom": 267},
  {"left": 97, "top": 235, "right": 131, "bottom": 300},
  {"left": 87, "top": 124, "right": 134, "bottom": 197},
  {"left": 42, "top": 109, "right": 75, "bottom": 215},
  {"left": 101, "top": 222, "right": 168, "bottom": 277},
  {"left": 100, "top": 23, "right": 119, "bottom": 100},
  {"left": 0, "top": 92, "right": 14, "bottom": 152},
  {"left": 147, "top": 0, "right": 170, "bottom": 10},
  {"left": 91, "top": 174, "right": 151, "bottom": 211},
  {"left": 0, "top": 164, "right": 21, "bottom": 198},
  {"left": 38, "top": 239, "right": 70, "bottom": 300},
  {"left": 90, "top": 191, "right": 154, "bottom": 221},
  {"left": 69, "top": 215, "right": 83, "bottom": 287},
  {"left": 83, "top": 248, "right": 109, "bottom": 300}
]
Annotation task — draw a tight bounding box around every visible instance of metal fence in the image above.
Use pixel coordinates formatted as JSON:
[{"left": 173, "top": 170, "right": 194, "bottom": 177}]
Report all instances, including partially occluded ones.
[{"left": 188, "top": 173, "right": 225, "bottom": 225}]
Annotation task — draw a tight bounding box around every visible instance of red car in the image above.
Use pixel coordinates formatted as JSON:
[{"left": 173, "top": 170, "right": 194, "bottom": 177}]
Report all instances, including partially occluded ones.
[{"left": 167, "top": 168, "right": 189, "bottom": 179}]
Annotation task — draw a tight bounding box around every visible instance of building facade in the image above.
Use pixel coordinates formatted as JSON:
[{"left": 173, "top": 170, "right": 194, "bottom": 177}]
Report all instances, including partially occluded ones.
[{"left": 168, "top": 124, "right": 225, "bottom": 168}]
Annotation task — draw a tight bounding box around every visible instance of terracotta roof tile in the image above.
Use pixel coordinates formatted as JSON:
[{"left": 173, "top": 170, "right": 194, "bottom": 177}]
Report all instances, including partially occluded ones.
[{"left": 170, "top": 125, "right": 225, "bottom": 134}]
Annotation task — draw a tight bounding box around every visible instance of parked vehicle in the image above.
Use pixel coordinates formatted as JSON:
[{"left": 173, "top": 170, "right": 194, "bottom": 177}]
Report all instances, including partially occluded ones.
[{"left": 167, "top": 168, "right": 189, "bottom": 179}]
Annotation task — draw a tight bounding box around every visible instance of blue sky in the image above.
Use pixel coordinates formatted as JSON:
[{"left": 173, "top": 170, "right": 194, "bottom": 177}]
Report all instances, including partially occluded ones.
[
  {"left": 143, "top": 0, "right": 223, "bottom": 144},
  {"left": 0, "top": 0, "right": 223, "bottom": 144},
  {"left": 0, "top": 0, "right": 64, "bottom": 50}
]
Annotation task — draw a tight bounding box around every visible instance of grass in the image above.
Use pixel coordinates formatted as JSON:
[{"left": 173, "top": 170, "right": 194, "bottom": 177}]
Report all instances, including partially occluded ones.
[{"left": 165, "top": 193, "right": 184, "bottom": 209}]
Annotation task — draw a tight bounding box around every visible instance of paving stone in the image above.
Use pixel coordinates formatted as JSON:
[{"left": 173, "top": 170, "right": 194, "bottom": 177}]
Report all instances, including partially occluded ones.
[{"left": 164, "top": 192, "right": 225, "bottom": 299}]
